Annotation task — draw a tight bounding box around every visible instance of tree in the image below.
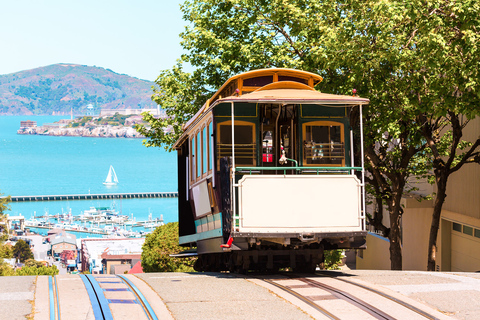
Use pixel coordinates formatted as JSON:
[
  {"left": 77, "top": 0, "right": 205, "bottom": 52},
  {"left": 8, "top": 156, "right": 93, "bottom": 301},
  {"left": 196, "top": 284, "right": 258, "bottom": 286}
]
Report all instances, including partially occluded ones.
[
  {"left": 13, "top": 240, "right": 34, "bottom": 263},
  {"left": 422, "top": 116, "right": 480, "bottom": 271},
  {"left": 332, "top": 1, "right": 480, "bottom": 270},
  {"left": 0, "top": 191, "right": 12, "bottom": 266},
  {"left": 406, "top": 3, "right": 480, "bottom": 270},
  {"left": 0, "top": 191, "right": 10, "bottom": 240},
  {"left": 141, "top": 222, "right": 196, "bottom": 272},
  {"left": 141, "top": 0, "right": 480, "bottom": 270},
  {"left": 0, "top": 243, "right": 13, "bottom": 260}
]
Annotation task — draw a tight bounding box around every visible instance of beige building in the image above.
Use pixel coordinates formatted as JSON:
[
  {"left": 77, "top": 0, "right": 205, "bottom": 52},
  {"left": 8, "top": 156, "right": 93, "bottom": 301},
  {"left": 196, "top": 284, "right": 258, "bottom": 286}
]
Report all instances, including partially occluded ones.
[
  {"left": 99, "top": 108, "right": 165, "bottom": 117},
  {"left": 20, "top": 120, "right": 37, "bottom": 128},
  {"left": 51, "top": 237, "right": 77, "bottom": 256},
  {"left": 101, "top": 252, "right": 142, "bottom": 274},
  {"left": 357, "top": 117, "right": 480, "bottom": 272},
  {"left": 81, "top": 238, "right": 145, "bottom": 274}
]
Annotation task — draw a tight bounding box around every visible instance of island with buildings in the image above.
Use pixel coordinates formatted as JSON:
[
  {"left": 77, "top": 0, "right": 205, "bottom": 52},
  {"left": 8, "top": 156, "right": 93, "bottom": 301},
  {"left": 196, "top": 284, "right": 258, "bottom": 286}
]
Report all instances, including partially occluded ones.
[{"left": 17, "top": 108, "right": 169, "bottom": 138}]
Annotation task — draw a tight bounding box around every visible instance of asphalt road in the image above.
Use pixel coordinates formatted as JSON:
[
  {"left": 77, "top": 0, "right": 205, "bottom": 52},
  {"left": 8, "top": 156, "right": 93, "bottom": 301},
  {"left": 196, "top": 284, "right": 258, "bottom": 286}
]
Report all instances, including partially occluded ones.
[{"left": 1, "top": 260, "right": 479, "bottom": 319}]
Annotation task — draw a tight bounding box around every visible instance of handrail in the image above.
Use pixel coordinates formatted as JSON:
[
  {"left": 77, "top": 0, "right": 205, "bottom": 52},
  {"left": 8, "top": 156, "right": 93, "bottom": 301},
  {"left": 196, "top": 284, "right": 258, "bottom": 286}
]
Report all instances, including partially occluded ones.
[{"left": 235, "top": 166, "right": 362, "bottom": 172}]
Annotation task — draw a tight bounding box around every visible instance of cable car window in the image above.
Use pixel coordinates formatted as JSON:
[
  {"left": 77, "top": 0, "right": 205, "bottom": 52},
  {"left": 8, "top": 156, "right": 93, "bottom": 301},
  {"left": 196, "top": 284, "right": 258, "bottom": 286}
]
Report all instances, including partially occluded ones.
[
  {"left": 303, "top": 121, "right": 345, "bottom": 166},
  {"left": 208, "top": 122, "right": 213, "bottom": 172},
  {"left": 191, "top": 136, "right": 196, "bottom": 181},
  {"left": 218, "top": 121, "right": 256, "bottom": 166},
  {"left": 202, "top": 126, "right": 207, "bottom": 175},
  {"left": 278, "top": 76, "right": 308, "bottom": 85},
  {"left": 196, "top": 131, "right": 201, "bottom": 178},
  {"left": 243, "top": 76, "right": 273, "bottom": 87}
]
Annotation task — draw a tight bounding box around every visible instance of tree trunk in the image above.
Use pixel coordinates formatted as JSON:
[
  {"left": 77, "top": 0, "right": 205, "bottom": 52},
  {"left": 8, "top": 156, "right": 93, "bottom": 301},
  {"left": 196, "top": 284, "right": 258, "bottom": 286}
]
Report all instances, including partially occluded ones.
[
  {"left": 427, "top": 171, "right": 448, "bottom": 271},
  {"left": 389, "top": 208, "right": 402, "bottom": 270}
]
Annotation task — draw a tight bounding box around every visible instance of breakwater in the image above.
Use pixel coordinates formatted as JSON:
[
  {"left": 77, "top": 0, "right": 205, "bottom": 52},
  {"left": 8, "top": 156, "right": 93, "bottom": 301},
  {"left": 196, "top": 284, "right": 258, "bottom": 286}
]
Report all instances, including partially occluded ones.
[{"left": 5, "top": 192, "right": 178, "bottom": 202}]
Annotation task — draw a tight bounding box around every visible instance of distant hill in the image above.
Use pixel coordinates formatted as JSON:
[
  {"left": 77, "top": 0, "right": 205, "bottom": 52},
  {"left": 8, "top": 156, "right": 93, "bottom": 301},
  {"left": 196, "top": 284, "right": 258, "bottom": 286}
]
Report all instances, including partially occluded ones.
[{"left": 0, "top": 64, "right": 157, "bottom": 115}]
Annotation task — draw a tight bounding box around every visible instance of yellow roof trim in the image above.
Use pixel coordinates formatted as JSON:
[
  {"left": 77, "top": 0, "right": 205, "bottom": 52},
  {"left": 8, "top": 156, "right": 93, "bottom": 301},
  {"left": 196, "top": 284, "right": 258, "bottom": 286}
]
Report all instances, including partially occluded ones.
[{"left": 210, "top": 68, "right": 323, "bottom": 102}]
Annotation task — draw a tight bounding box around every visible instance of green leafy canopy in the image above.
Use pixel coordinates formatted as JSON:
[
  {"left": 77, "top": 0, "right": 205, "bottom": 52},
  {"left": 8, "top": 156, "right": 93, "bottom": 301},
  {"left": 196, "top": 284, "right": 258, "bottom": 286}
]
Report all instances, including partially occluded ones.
[{"left": 139, "top": 0, "right": 480, "bottom": 270}]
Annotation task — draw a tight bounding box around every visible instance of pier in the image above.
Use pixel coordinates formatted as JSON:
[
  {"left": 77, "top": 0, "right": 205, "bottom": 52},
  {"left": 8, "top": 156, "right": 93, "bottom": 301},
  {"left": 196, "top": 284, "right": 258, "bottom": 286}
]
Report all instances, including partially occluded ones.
[
  {"left": 26, "top": 224, "right": 111, "bottom": 235},
  {"left": 5, "top": 192, "right": 178, "bottom": 202}
]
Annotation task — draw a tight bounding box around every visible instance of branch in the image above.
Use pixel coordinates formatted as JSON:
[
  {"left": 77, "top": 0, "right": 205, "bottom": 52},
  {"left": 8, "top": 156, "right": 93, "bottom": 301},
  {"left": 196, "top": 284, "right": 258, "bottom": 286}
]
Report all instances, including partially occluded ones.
[
  {"left": 445, "top": 111, "right": 463, "bottom": 170},
  {"left": 404, "top": 28, "right": 418, "bottom": 49},
  {"left": 450, "top": 137, "right": 480, "bottom": 174},
  {"left": 418, "top": 113, "right": 442, "bottom": 161},
  {"left": 251, "top": 4, "right": 304, "bottom": 59}
]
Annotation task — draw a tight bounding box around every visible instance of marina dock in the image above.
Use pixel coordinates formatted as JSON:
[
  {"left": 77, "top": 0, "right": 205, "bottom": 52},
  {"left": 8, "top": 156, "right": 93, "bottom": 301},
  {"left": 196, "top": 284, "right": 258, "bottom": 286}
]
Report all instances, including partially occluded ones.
[
  {"left": 5, "top": 191, "right": 178, "bottom": 202},
  {"left": 27, "top": 224, "right": 111, "bottom": 235}
]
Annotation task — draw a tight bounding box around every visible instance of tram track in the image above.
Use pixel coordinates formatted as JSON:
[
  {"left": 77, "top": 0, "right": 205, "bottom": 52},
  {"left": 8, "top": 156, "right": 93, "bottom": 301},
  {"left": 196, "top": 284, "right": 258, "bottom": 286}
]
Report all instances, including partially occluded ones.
[
  {"left": 255, "top": 273, "right": 442, "bottom": 320},
  {"left": 48, "top": 275, "right": 60, "bottom": 320},
  {"left": 78, "top": 274, "right": 159, "bottom": 320},
  {"left": 314, "top": 272, "right": 441, "bottom": 320}
]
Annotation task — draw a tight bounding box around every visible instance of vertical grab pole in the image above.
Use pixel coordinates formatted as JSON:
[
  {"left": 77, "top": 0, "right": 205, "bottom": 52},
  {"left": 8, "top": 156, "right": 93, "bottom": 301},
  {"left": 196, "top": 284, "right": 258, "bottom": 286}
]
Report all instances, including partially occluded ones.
[
  {"left": 359, "top": 104, "right": 366, "bottom": 230},
  {"left": 211, "top": 122, "right": 215, "bottom": 188},
  {"left": 230, "top": 102, "right": 236, "bottom": 227},
  {"left": 350, "top": 129, "right": 354, "bottom": 175}
]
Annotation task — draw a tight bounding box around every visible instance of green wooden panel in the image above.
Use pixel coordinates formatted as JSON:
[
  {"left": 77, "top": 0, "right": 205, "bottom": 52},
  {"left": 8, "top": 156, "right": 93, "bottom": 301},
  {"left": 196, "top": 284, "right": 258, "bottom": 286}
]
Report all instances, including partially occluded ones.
[
  {"left": 214, "top": 102, "right": 258, "bottom": 117},
  {"left": 301, "top": 105, "right": 347, "bottom": 118}
]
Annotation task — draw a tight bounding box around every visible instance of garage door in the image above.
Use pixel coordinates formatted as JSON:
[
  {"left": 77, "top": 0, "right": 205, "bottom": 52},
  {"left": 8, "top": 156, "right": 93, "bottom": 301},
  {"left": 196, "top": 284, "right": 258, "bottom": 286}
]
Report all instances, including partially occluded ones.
[{"left": 451, "top": 222, "right": 480, "bottom": 272}]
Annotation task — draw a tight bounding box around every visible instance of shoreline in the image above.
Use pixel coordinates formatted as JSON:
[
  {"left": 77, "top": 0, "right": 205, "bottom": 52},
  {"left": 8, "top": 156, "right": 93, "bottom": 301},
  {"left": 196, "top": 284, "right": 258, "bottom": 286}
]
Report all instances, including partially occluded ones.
[{"left": 17, "top": 125, "right": 146, "bottom": 139}]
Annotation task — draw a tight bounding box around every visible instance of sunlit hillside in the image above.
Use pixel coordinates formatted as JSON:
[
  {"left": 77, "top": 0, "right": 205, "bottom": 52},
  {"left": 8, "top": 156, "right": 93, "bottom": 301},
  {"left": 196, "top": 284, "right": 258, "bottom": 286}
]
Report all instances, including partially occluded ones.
[{"left": 0, "top": 64, "right": 157, "bottom": 115}]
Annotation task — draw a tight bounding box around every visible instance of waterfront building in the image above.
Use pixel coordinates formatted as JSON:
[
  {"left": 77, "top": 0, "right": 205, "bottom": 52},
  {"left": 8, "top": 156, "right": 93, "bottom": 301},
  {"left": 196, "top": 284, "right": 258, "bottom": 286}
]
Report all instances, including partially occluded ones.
[
  {"left": 80, "top": 238, "right": 145, "bottom": 274},
  {"left": 20, "top": 120, "right": 36, "bottom": 128},
  {"left": 99, "top": 107, "right": 165, "bottom": 117},
  {"left": 5, "top": 214, "right": 25, "bottom": 234},
  {"left": 102, "top": 252, "right": 142, "bottom": 274},
  {"left": 50, "top": 234, "right": 77, "bottom": 258}
]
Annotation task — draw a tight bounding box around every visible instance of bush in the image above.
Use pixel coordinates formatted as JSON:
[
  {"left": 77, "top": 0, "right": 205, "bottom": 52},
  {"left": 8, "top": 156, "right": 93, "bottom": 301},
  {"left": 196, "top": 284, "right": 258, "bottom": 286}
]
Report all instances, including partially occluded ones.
[
  {"left": 0, "top": 262, "right": 59, "bottom": 276},
  {"left": 15, "top": 265, "right": 59, "bottom": 276},
  {"left": 141, "top": 222, "right": 196, "bottom": 272},
  {"left": 0, "top": 243, "right": 13, "bottom": 259},
  {"left": 323, "top": 250, "right": 345, "bottom": 270},
  {"left": 0, "top": 264, "right": 15, "bottom": 276}
]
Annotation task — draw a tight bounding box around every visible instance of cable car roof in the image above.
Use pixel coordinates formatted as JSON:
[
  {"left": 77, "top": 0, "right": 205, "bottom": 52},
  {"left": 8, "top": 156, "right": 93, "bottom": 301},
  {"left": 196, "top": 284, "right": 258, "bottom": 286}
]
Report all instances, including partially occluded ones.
[
  {"left": 175, "top": 73, "right": 369, "bottom": 148},
  {"left": 216, "top": 82, "right": 369, "bottom": 106}
]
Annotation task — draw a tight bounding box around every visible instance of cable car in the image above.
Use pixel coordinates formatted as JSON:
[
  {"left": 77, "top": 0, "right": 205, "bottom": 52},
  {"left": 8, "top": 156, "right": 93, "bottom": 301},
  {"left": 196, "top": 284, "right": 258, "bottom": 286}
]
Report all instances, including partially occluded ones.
[{"left": 173, "top": 68, "right": 369, "bottom": 272}]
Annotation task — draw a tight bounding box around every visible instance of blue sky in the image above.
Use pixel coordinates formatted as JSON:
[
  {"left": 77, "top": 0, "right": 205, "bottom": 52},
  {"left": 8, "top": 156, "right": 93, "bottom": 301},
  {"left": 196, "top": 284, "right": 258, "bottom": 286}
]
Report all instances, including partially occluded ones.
[{"left": 0, "top": 0, "right": 187, "bottom": 81}]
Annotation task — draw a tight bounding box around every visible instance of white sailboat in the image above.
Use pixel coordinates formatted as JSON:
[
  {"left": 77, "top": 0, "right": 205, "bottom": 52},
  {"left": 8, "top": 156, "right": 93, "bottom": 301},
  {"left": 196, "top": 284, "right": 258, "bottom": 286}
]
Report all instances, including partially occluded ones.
[{"left": 103, "top": 165, "right": 119, "bottom": 186}]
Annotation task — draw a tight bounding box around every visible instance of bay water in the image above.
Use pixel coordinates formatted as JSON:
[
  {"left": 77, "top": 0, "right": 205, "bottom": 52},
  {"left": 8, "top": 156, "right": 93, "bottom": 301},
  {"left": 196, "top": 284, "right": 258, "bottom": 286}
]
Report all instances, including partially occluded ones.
[{"left": 0, "top": 115, "right": 178, "bottom": 236}]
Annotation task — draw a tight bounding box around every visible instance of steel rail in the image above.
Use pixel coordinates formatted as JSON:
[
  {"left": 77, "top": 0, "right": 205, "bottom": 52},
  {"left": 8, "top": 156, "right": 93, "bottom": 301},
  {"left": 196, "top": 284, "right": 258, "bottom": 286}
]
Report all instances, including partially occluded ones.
[
  {"left": 261, "top": 278, "right": 339, "bottom": 320},
  {"left": 117, "top": 275, "right": 159, "bottom": 320},
  {"left": 80, "top": 274, "right": 114, "bottom": 320},
  {"left": 315, "top": 272, "right": 440, "bottom": 320},
  {"left": 54, "top": 276, "right": 61, "bottom": 320},
  {"left": 298, "top": 277, "right": 394, "bottom": 320},
  {"left": 48, "top": 276, "right": 56, "bottom": 320}
]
